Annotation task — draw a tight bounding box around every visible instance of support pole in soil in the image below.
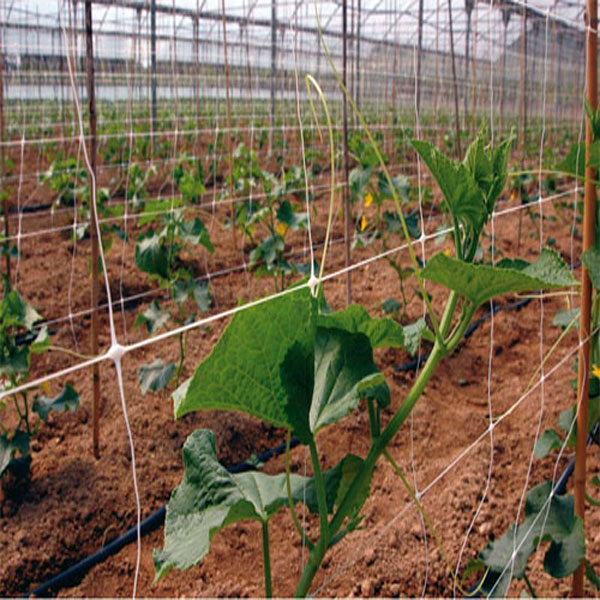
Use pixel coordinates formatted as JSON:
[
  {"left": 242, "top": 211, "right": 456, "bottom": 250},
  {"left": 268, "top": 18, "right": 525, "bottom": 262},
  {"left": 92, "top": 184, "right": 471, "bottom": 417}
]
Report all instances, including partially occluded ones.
[
  {"left": 415, "top": 0, "right": 424, "bottom": 131},
  {"left": 500, "top": 9, "right": 510, "bottom": 133},
  {"left": 0, "top": 25, "right": 10, "bottom": 289},
  {"left": 342, "top": 0, "right": 351, "bottom": 305},
  {"left": 573, "top": 0, "right": 597, "bottom": 594},
  {"left": 356, "top": 0, "right": 361, "bottom": 112},
  {"left": 85, "top": 0, "right": 101, "bottom": 460},
  {"left": 464, "top": 0, "right": 474, "bottom": 130},
  {"left": 150, "top": 0, "right": 157, "bottom": 154},
  {"left": 518, "top": 2, "right": 527, "bottom": 165},
  {"left": 221, "top": 0, "right": 236, "bottom": 249},
  {"left": 269, "top": 0, "right": 277, "bottom": 156},
  {"left": 447, "top": 0, "right": 462, "bottom": 157}
]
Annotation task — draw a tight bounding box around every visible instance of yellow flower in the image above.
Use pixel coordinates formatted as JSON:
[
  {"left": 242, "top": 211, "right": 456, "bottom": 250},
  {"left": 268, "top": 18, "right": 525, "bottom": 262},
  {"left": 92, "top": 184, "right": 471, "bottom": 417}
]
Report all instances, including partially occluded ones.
[
  {"left": 360, "top": 215, "right": 368, "bottom": 232},
  {"left": 593, "top": 364, "right": 600, "bottom": 379},
  {"left": 42, "top": 380, "right": 51, "bottom": 395},
  {"left": 444, "top": 248, "right": 452, "bottom": 257},
  {"left": 364, "top": 193, "right": 373, "bottom": 208},
  {"left": 276, "top": 222, "right": 287, "bottom": 236},
  {"left": 510, "top": 191, "right": 516, "bottom": 201}
]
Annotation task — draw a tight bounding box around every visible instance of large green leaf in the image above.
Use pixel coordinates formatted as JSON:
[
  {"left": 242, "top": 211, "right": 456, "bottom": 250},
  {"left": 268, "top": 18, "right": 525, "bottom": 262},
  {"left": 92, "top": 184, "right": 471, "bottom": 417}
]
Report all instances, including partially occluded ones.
[
  {"left": 135, "top": 230, "right": 169, "bottom": 280},
  {"left": 32, "top": 384, "right": 79, "bottom": 421},
  {"left": 309, "top": 328, "right": 389, "bottom": 434},
  {"left": 412, "top": 139, "right": 487, "bottom": 238},
  {"left": 134, "top": 300, "right": 170, "bottom": 334},
  {"left": 174, "top": 290, "right": 391, "bottom": 442},
  {"left": 0, "top": 431, "right": 29, "bottom": 478},
  {"left": 0, "top": 345, "right": 29, "bottom": 376},
  {"left": 463, "top": 131, "right": 512, "bottom": 213},
  {"left": 421, "top": 248, "right": 575, "bottom": 307},
  {"left": 154, "top": 429, "right": 368, "bottom": 582},
  {"left": 1, "top": 290, "right": 42, "bottom": 330},
  {"left": 581, "top": 246, "right": 600, "bottom": 291},
  {"left": 480, "top": 481, "right": 585, "bottom": 596},
  {"left": 138, "top": 359, "right": 176, "bottom": 395},
  {"left": 178, "top": 217, "right": 214, "bottom": 253},
  {"left": 403, "top": 318, "right": 434, "bottom": 356},
  {"left": 174, "top": 288, "right": 316, "bottom": 427},
  {"left": 317, "top": 304, "right": 405, "bottom": 349},
  {"left": 556, "top": 143, "right": 586, "bottom": 180}
]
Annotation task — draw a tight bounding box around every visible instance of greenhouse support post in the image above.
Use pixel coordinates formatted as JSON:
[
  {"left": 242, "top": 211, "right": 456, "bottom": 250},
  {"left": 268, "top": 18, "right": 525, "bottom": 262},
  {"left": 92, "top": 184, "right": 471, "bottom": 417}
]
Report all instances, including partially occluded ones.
[
  {"left": 221, "top": 0, "right": 235, "bottom": 249},
  {"left": 343, "top": 0, "right": 351, "bottom": 305},
  {"left": 415, "top": 0, "right": 424, "bottom": 125},
  {"left": 150, "top": 0, "right": 157, "bottom": 154},
  {"left": 269, "top": 0, "right": 277, "bottom": 156},
  {"left": 0, "top": 26, "right": 10, "bottom": 287},
  {"left": 356, "top": 0, "right": 361, "bottom": 111},
  {"left": 85, "top": 0, "right": 101, "bottom": 460},
  {"left": 446, "top": 0, "right": 462, "bottom": 157},
  {"left": 573, "top": 0, "right": 597, "bottom": 594}
]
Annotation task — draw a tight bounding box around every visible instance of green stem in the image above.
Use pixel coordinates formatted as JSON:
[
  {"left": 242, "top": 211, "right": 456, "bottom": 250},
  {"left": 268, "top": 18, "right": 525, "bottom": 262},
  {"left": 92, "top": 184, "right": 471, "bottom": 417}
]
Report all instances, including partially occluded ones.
[
  {"left": 523, "top": 572, "right": 537, "bottom": 598},
  {"left": 177, "top": 332, "right": 185, "bottom": 385},
  {"left": 285, "top": 430, "right": 314, "bottom": 551},
  {"left": 367, "top": 398, "right": 380, "bottom": 439},
  {"left": 308, "top": 438, "right": 329, "bottom": 544},
  {"left": 261, "top": 520, "right": 273, "bottom": 598},
  {"left": 294, "top": 291, "right": 462, "bottom": 597}
]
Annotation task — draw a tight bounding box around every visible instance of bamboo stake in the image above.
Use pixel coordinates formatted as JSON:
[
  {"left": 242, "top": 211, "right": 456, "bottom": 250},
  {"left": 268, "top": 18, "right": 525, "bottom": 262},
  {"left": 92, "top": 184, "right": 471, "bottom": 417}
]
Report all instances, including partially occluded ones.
[
  {"left": 573, "top": 0, "right": 597, "bottom": 595},
  {"left": 85, "top": 0, "right": 101, "bottom": 459}
]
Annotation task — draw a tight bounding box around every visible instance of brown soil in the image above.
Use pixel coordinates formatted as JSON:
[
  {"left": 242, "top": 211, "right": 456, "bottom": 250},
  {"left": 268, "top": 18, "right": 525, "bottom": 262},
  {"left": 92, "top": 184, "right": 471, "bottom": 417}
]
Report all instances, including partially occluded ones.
[{"left": 0, "top": 153, "right": 599, "bottom": 598}]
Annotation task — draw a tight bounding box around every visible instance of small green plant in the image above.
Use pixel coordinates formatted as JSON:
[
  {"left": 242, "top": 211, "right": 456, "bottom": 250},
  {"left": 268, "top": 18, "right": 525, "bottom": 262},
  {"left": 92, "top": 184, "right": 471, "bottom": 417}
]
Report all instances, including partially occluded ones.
[
  {"left": 154, "top": 125, "right": 576, "bottom": 596},
  {"left": 134, "top": 203, "right": 214, "bottom": 394},
  {"left": 0, "top": 290, "right": 79, "bottom": 494},
  {"left": 40, "top": 152, "right": 86, "bottom": 209}
]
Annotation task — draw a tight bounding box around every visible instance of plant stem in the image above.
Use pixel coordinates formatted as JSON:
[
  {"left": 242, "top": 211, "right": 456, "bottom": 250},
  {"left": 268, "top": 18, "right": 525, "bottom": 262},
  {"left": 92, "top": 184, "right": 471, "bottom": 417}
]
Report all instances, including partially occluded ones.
[
  {"left": 285, "top": 430, "right": 314, "bottom": 551},
  {"left": 523, "top": 572, "right": 537, "bottom": 598},
  {"left": 294, "top": 291, "right": 461, "bottom": 597},
  {"left": 308, "top": 438, "right": 329, "bottom": 545},
  {"left": 177, "top": 331, "right": 185, "bottom": 384},
  {"left": 261, "top": 520, "right": 273, "bottom": 598}
]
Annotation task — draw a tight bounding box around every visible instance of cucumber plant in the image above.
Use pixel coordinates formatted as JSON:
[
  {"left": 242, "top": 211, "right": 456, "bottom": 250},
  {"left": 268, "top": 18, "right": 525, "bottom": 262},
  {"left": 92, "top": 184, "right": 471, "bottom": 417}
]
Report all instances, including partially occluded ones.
[
  {"left": 134, "top": 201, "right": 214, "bottom": 394},
  {"left": 0, "top": 290, "right": 79, "bottom": 494},
  {"left": 154, "top": 128, "right": 576, "bottom": 596}
]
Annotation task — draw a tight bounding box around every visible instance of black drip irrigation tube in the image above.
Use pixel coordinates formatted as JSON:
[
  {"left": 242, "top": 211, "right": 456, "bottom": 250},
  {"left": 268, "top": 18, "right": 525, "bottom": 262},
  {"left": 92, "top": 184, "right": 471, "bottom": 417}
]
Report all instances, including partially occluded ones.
[{"left": 24, "top": 295, "right": 589, "bottom": 597}]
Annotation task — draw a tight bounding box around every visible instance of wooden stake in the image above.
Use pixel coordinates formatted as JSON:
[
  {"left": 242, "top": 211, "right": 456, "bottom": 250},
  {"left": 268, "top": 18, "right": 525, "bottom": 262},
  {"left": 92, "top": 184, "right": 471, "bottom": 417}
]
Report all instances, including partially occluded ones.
[
  {"left": 573, "top": 0, "right": 597, "bottom": 595},
  {"left": 85, "top": 0, "right": 101, "bottom": 459}
]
